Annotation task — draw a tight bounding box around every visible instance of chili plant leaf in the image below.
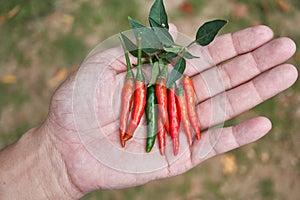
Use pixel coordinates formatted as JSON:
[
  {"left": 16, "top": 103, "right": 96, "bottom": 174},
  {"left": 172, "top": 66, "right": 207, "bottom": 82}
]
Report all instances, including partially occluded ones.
[
  {"left": 120, "top": 33, "right": 149, "bottom": 58},
  {"left": 163, "top": 45, "right": 184, "bottom": 54},
  {"left": 159, "top": 52, "right": 178, "bottom": 59},
  {"left": 149, "top": 0, "right": 169, "bottom": 29},
  {"left": 183, "top": 51, "right": 199, "bottom": 59},
  {"left": 195, "top": 19, "right": 227, "bottom": 46},
  {"left": 128, "top": 17, "right": 162, "bottom": 53},
  {"left": 148, "top": 0, "right": 173, "bottom": 46},
  {"left": 150, "top": 20, "right": 174, "bottom": 46},
  {"left": 149, "top": 61, "right": 160, "bottom": 86},
  {"left": 166, "top": 57, "right": 186, "bottom": 88}
]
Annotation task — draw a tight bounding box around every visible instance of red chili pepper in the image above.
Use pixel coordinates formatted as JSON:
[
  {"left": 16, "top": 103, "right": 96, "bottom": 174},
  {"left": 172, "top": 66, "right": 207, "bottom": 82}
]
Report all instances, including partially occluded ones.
[
  {"left": 123, "top": 81, "right": 146, "bottom": 142},
  {"left": 119, "top": 34, "right": 135, "bottom": 147},
  {"left": 157, "top": 115, "right": 166, "bottom": 155},
  {"left": 119, "top": 77, "right": 135, "bottom": 147},
  {"left": 156, "top": 77, "right": 170, "bottom": 133},
  {"left": 168, "top": 83, "right": 181, "bottom": 156},
  {"left": 123, "top": 36, "right": 146, "bottom": 141},
  {"left": 183, "top": 76, "right": 201, "bottom": 140},
  {"left": 176, "top": 88, "right": 193, "bottom": 146}
]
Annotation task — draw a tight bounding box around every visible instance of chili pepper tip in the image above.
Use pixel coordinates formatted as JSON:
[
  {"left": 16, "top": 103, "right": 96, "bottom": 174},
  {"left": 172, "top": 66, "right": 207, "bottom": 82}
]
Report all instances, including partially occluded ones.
[
  {"left": 160, "top": 147, "right": 165, "bottom": 156},
  {"left": 123, "top": 133, "right": 133, "bottom": 141},
  {"left": 173, "top": 137, "right": 179, "bottom": 156},
  {"left": 196, "top": 131, "right": 201, "bottom": 140},
  {"left": 120, "top": 139, "right": 126, "bottom": 148}
]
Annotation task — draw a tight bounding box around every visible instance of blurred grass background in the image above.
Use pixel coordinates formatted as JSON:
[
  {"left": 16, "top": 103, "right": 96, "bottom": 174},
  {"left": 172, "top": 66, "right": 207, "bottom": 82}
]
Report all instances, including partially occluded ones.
[{"left": 0, "top": 0, "right": 299, "bottom": 199}]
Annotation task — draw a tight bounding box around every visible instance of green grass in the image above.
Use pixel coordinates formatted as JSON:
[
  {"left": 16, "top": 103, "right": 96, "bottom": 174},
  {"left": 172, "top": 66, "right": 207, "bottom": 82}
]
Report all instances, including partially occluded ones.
[
  {"left": 99, "top": 0, "right": 139, "bottom": 36},
  {"left": 0, "top": 83, "right": 29, "bottom": 108},
  {"left": 0, "top": 0, "right": 55, "bottom": 64},
  {"left": 0, "top": 0, "right": 55, "bottom": 25},
  {"left": 81, "top": 185, "right": 144, "bottom": 200},
  {"left": 187, "top": 0, "right": 207, "bottom": 12},
  {"left": 0, "top": 28, "right": 31, "bottom": 66},
  {"left": 53, "top": 34, "right": 87, "bottom": 66},
  {"left": 258, "top": 177, "right": 276, "bottom": 199},
  {"left": 73, "top": 2, "right": 103, "bottom": 32},
  {"left": 0, "top": 122, "right": 31, "bottom": 149},
  {"left": 201, "top": 180, "right": 226, "bottom": 200}
]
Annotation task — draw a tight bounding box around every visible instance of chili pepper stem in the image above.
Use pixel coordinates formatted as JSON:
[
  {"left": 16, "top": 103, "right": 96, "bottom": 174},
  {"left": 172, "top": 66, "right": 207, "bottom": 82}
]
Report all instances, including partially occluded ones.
[
  {"left": 136, "top": 36, "right": 145, "bottom": 82},
  {"left": 159, "top": 60, "right": 168, "bottom": 79},
  {"left": 119, "top": 33, "right": 134, "bottom": 79},
  {"left": 187, "top": 40, "right": 196, "bottom": 48}
]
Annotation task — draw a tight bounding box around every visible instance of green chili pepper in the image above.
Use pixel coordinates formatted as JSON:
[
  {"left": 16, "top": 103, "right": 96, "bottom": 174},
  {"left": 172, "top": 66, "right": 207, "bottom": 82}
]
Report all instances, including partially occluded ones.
[{"left": 146, "top": 85, "right": 158, "bottom": 153}]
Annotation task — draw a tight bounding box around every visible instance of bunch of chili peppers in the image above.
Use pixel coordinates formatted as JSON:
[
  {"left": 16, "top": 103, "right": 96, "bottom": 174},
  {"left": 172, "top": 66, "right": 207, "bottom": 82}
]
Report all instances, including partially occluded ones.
[
  {"left": 119, "top": 38, "right": 200, "bottom": 155},
  {"left": 118, "top": 0, "right": 227, "bottom": 156}
]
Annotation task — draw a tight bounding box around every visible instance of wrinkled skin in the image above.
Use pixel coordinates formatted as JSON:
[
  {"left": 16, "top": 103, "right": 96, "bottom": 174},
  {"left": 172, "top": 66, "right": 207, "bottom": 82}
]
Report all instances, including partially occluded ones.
[{"left": 42, "top": 25, "right": 297, "bottom": 197}]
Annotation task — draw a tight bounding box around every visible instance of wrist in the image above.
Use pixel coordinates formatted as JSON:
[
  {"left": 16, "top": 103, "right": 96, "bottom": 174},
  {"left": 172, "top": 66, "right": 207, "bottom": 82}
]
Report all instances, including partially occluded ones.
[{"left": 0, "top": 126, "right": 81, "bottom": 199}]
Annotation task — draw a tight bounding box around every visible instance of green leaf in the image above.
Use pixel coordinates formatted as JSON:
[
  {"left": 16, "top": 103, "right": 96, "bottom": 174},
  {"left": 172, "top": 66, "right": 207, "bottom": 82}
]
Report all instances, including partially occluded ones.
[
  {"left": 119, "top": 34, "right": 134, "bottom": 78},
  {"left": 163, "top": 45, "right": 184, "bottom": 54},
  {"left": 148, "top": 0, "right": 173, "bottom": 46},
  {"left": 159, "top": 52, "right": 178, "bottom": 59},
  {"left": 128, "top": 17, "right": 162, "bottom": 53},
  {"left": 183, "top": 51, "right": 199, "bottom": 59},
  {"left": 149, "top": 61, "right": 160, "bottom": 86},
  {"left": 150, "top": 20, "right": 174, "bottom": 46},
  {"left": 149, "top": 0, "right": 169, "bottom": 29},
  {"left": 120, "top": 33, "right": 148, "bottom": 58},
  {"left": 166, "top": 57, "right": 186, "bottom": 88},
  {"left": 195, "top": 19, "right": 227, "bottom": 46}
]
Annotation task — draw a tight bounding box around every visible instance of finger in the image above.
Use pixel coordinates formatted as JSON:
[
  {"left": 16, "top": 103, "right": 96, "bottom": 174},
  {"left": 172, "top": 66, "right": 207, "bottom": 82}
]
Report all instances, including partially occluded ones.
[
  {"left": 186, "top": 25, "right": 274, "bottom": 76},
  {"left": 86, "top": 25, "right": 274, "bottom": 76},
  {"left": 192, "top": 37, "right": 296, "bottom": 103},
  {"left": 164, "top": 116, "right": 271, "bottom": 177},
  {"left": 198, "top": 64, "right": 298, "bottom": 130},
  {"left": 191, "top": 116, "right": 272, "bottom": 165}
]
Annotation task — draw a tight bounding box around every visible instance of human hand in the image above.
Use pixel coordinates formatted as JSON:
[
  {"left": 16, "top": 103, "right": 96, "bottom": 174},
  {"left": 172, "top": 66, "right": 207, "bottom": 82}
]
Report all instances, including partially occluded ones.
[{"left": 43, "top": 25, "right": 297, "bottom": 198}]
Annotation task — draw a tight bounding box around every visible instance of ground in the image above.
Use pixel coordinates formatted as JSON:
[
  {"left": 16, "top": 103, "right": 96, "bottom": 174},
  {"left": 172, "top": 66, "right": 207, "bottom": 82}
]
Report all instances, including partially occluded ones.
[{"left": 0, "top": 0, "right": 299, "bottom": 199}]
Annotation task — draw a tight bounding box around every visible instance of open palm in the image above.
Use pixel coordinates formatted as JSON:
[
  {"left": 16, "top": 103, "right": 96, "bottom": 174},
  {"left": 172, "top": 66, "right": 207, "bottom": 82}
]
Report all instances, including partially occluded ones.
[{"left": 44, "top": 25, "right": 297, "bottom": 197}]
